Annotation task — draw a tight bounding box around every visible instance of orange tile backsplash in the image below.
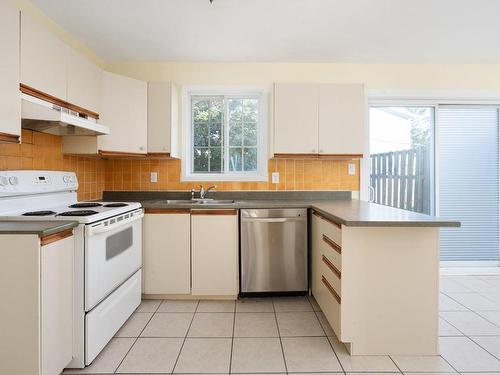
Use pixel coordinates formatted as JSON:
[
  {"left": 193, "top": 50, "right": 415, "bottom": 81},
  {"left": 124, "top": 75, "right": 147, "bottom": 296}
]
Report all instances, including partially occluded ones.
[
  {"left": 1, "top": 130, "right": 359, "bottom": 198},
  {"left": 0, "top": 129, "right": 106, "bottom": 201},
  {"left": 104, "top": 158, "right": 360, "bottom": 192}
]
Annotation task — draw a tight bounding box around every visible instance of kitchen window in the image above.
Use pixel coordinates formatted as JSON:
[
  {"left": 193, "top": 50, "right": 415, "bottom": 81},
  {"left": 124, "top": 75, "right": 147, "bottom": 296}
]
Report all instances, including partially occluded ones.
[{"left": 182, "top": 87, "right": 268, "bottom": 181}]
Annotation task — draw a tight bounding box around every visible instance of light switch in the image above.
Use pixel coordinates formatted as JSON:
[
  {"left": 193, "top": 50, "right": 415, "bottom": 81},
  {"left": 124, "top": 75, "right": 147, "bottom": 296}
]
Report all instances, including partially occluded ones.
[
  {"left": 272, "top": 172, "right": 280, "bottom": 184},
  {"left": 348, "top": 163, "right": 356, "bottom": 176},
  {"left": 150, "top": 172, "right": 158, "bottom": 183}
]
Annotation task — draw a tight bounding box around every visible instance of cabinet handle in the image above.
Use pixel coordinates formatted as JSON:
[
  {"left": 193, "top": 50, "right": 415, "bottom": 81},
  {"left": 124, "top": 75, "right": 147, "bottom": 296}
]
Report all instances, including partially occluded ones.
[
  {"left": 322, "top": 276, "right": 341, "bottom": 304},
  {"left": 322, "top": 255, "right": 341, "bottom": 279},
  {"left": 139, "top": 146, "right": 145, "bottom": 151},
  {"left": 312, "top": 210, "right": 342, "bottom": 229},
  {"left": 322, "top": 234, "right": 342, "bottom": 254}
]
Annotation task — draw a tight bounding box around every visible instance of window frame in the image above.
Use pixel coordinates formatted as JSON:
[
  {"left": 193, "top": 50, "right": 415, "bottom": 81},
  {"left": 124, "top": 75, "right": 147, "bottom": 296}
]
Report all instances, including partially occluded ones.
[{"left": 182, "top": 86, "right": 268, "bottom": 181}]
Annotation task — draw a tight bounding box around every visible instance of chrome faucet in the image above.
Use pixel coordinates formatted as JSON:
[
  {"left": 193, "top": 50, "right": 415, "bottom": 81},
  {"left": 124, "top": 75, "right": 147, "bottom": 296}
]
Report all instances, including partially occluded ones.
[{"left": 192, "top": 185, "right": 217, "bottom": 199}]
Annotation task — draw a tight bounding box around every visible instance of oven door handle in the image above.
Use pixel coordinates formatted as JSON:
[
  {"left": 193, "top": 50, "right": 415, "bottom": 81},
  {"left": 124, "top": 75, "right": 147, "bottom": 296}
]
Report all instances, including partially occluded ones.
[{"left": 86, "top": 211, "right": 144, "bottom": 236}]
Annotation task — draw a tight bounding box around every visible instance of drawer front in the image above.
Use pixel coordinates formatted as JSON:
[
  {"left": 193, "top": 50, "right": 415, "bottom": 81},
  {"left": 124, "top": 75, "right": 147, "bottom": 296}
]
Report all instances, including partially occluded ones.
[
  {"left": 313, "top": 210, "right": 342, "bottom": 245},
  {"left": 315, "top": 275, "right": 341, "bottom": 339},
  {"left": 320, "top": 253, "right": 341, "bottom": 295},
  {"left": 319, "top": 232, "right": 342, "bottom": 271}
]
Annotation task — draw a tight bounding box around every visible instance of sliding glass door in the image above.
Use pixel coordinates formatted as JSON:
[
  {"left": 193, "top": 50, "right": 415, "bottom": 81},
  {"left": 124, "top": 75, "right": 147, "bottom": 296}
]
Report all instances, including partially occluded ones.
[
  {"left": 369, "top": 107, "right": 434, "bottom": 214},
  {"left": 370, "top": 104, "right": 500, "bottom": 264},
  {"left": 438, "top": 106, "right": 500, "bottom": 263}
]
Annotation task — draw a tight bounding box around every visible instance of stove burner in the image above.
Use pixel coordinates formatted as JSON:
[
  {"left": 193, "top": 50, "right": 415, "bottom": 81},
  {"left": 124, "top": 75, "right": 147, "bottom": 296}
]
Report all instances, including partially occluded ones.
[
  {"left": 69, "top": 202, "right": 102, "bottom": 208},
  {"left": 104, "top": 203, "right": 129, "bottom": 207},
  {"left": 58, "top": 210, "right": 99, "bottom": 217},
  {"left": 22, "top": 210, "right": 57, "bottom": 216}
]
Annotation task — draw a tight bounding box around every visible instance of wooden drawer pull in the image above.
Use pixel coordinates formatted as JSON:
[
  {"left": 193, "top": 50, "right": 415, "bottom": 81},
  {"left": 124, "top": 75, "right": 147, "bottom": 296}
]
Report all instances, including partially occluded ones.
[
  {"left": 322, "top": 234, "right": 341, "bottom": 254},
  {"left": 322, "top": 276, "right": 341, "bottom": 304},
  {"left": 313, "top": 210, "right": 341, "bottom": 229},
  {"left": 40, "top": 229, "right": 73, "bottom": 246},
  {"left": 322, "top": 255, "right": 341, "bottom": 279}
]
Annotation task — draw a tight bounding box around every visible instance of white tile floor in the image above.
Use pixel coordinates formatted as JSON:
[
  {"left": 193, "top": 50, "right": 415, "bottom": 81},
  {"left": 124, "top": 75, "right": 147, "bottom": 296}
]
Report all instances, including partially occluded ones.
[{"left": 64, "top": 275, "right": 500, "bottom": 375}]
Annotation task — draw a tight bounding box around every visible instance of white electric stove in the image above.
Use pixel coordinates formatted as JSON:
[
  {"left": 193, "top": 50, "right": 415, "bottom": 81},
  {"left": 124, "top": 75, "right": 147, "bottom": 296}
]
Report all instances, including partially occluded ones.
[{"left": 0, "top": 170, "right": 143, "bottom": 368}]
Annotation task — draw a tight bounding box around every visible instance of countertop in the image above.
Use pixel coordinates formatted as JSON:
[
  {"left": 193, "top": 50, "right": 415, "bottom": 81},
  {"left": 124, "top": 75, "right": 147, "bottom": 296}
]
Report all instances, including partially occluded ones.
[
  {"left": 103, "top": 191, "right": 459, "bottom": 228},
  {"left": 0, "top": 220, "right": 78, "bottom": 236}
]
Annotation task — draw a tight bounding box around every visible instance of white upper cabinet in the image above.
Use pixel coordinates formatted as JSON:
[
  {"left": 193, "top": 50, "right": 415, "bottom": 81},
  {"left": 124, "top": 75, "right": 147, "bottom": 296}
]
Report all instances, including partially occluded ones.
[
  {"left": 318, "top": 84, "right": 365, "bottom": 155},
  {"left": 148, "top": 82, "right": 179, "bottom": 157},
  {"left": 274, "top": 83, "right": 319, "bottom": 154},
  {"left": 0, "top": 1, "right": 20, "bottom": 141},
  {"left": 99, "top": 71, "right": 148, "bottom": 154},
  {"left": 67, "top": 48, "right": 102, "bottom": 114},
  {"left": 21, "top": 12, "right": 68, "bottom": 100},
  {"left": 274, "top": 82, "right": 365, "bottom": 156}
]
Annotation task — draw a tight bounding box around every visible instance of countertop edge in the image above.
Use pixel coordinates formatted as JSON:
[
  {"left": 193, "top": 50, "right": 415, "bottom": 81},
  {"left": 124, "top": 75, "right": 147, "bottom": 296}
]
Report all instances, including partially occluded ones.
[{"left": 0, "top": 221, "right": 79, "bottom": 236}]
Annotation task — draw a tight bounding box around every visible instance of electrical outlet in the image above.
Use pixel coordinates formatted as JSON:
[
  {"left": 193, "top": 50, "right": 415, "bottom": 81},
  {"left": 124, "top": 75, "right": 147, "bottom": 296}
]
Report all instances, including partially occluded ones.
[
  {"left": 348, "top": 163, "right": 356, "bottom": 176},
  {"left": 150, "top": 172, "right": 158, "bottom": 183},
  {"left": 272, "top": 172, "right": 280, "bottom": 184}
]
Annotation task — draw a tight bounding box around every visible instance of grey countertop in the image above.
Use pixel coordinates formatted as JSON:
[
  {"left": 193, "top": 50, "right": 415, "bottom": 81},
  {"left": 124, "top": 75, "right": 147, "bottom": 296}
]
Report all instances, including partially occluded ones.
[
  {"left": 0, "top": 220, "right": 78, "bottom": 236},
  {"left": 104, "top": 191, "right": 460, "bottom": 228}
]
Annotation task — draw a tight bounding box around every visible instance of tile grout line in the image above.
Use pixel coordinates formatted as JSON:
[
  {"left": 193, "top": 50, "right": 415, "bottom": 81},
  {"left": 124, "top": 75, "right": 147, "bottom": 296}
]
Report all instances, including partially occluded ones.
[
  {"left": 113, "top": 300, "right": 161, "bottom": 374},
  {"left": 170, "top": 299, "right": 200, "bottom": 375},
  {"left": 228, "top": 301, "right": 236, "bottom": 374},
  {"left": 273, "top": 298, "right": 289, "bottom": 375},
  {"left": 467, "top": 334, "right": 500, "bottom": 362}
]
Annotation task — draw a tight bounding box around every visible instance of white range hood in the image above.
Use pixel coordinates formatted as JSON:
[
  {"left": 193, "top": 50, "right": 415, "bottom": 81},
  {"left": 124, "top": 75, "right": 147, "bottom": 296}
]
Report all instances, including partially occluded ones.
[{"left": 21, "top": 93, "right": 110, "bottom": 136}]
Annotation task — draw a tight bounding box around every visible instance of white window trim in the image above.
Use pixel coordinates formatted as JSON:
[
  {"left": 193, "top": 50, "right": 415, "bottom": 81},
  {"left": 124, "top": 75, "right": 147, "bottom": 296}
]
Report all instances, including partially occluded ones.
[{"left": 181, "top": 85, "right": 268, "bottom": 182}]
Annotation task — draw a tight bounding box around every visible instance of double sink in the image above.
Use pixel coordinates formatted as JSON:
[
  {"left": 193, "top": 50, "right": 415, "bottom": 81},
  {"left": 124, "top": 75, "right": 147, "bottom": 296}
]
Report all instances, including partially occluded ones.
[{"left": 166, "top": 199, "right": 235, "bottom": 205}]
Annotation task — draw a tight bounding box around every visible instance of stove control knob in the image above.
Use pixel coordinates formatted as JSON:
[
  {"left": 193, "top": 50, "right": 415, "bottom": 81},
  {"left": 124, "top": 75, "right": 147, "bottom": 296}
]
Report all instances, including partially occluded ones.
[
  {"left": 63, "top": 175, "right": 72, "bottom": 183},
  {"left": 8, "top": 176, "right": 18, "bottom": 185},
  {"left": 0, "top": 176, "right": 8, "bottom": 186}
]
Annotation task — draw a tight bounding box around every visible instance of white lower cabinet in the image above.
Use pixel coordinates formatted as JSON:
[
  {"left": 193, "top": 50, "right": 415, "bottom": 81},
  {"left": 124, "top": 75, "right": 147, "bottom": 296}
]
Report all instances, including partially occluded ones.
[
  {"left": 0, "top": 231, "right": 74, "bottom": 375},
  {"left": 191, "top": 210, "right": 239, "bottom": 296},
  {"left": 143, "top": 211, "right": 191, "bottom": 294}
]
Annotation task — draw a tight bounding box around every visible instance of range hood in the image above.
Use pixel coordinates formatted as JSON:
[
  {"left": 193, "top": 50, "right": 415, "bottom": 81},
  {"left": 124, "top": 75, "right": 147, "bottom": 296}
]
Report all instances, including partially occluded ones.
[{"left": 21, "top": 93, "right": 110, "bottom": 136}]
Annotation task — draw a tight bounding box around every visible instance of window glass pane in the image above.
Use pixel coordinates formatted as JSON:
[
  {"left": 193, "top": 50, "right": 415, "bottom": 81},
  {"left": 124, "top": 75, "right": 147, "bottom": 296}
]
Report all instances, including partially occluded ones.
[
  {"left": 193, "top": 123, "right": 209, "bottom": 147},
  {"left": 242, "top": 99, "right": 258, "bottom": 122},
  {"left": 229, "top": 123, "right": 242, "bottom": 146},
  {"left": 209, "top": 147, "right": 223, "bottom": 173},
  {"left": 193, "top": 148, "right": 209, "bottom": 173},
  {"left": 243, "top": 147, "right": 257, "bottom": 171},
  {"left": 243, "top": 122, "right": 257, "bottom": 146},
  {"left": 210, "top": 122, "right": 222, "bottom": 147},
  {"left": 229, "top": 147, "right": 243, "bottom": 171},
  {"left": 369, "top": 107, "right": 434, "bottom": 214}
]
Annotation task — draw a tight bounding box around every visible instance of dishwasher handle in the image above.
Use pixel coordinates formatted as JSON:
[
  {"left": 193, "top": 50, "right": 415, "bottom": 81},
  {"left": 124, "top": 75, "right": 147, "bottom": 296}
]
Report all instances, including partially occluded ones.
[{"left": 241, "top": 217, "right": 306, "bottom": 223}]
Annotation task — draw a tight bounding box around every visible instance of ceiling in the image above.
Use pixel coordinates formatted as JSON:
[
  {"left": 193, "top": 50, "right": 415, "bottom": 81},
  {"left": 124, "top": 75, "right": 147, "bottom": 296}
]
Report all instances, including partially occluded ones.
[{"left": 30, "top": 0, "right": 500, "bottom": 63}]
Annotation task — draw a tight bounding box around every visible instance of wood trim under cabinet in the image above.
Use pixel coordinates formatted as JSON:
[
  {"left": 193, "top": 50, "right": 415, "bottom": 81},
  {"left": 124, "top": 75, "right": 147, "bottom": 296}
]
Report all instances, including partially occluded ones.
[
  {"left": 98, "top": 150, "right": 147, "bottom": 158},
  {"left": 274, "top": 153, "right": 363, "bottom": 159},
  {"left": 0, "top": 131, "right": 20, "bottom": 143},
  {"left": 40, "top": 229, "right": 73, "bottom": 246},
  {"left": 322, "top": 276, "right": 341, "bottom": 304},
  {"left": 191, "top": 209, "right": 237, "bottom": 216},
  {"left": 322, "top": 234, "right": 342, "bottom": 254},
  {"left": 312, "top": 210, "right": 342, "bottom": 229},
  {"left": 322, "top": 255, "right": 341, "bottom": 279},
  {"left": 146, "top": 152, "right": 171, "bottom": 158},
  {"left": 20, "top": 84, "right": 99, "bottom": 120},
  {"left": 145, "top": 208, "right": 191, "bottom": 214}
]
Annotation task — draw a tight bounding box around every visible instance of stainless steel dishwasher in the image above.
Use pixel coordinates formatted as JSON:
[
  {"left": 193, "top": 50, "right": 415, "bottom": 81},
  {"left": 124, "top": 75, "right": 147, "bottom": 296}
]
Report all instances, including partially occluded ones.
[{"left": 240, "top": 208, "right": 308, "bottom": 294}]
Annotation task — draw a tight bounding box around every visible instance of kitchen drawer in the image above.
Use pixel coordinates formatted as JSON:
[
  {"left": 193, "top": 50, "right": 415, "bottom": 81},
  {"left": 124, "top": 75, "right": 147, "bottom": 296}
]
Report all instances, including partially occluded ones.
[
  {"left": 319, "top": 232, "right": 342, "bottom": 271},
  {"left": 320, "top": 253, "right": 341, "bottom": 295},
  {"left": 313, "top": 210, "right": 342, "bottom": 245},
  {"left": 315, "top": 275, "right": 341, "bottom": 339}
]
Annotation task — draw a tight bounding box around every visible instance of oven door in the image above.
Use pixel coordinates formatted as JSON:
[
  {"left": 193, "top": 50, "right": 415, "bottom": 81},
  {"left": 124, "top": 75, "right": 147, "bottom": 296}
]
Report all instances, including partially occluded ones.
[{"left": 85, "top": 208, "right": 143, "bottom": 311}]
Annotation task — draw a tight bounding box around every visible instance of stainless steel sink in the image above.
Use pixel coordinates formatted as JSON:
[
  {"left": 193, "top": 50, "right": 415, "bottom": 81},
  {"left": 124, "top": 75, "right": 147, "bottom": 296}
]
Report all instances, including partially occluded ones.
[{"left": 166, "top": 199, "right": 235, "bottom": 205}]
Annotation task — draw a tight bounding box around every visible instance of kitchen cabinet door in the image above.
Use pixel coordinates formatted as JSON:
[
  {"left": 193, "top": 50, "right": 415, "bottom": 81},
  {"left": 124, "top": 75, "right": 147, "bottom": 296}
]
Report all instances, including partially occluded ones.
[
  {"left": 41, "top": 235, "right": 73, "bottom": 375},
  {"left": 99, "top": 71, "right": 148, "bottom": 155},
  {"left": 21, "top": 12, "right": 68, "bottom": 100},
  {"left": 191, "top": 211, "right": 238, "bottom": 296},
  {"left": 274, "top": 83, "right": 319, "bottom": 155},
  {"left": 67, "top": 47, "right": 102, "bottom": 114},
  {"left": 143, "top": 212, "right": 191, "bottom": 294},
  {"left": 0, "top": 1, "right": 20, "bottom": 142},
  {"left": 318, "top": 83, "right": 365, "bottom": 155},
  {"left": 148, "top": 82, "right": 179, "bottom": 157}
]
